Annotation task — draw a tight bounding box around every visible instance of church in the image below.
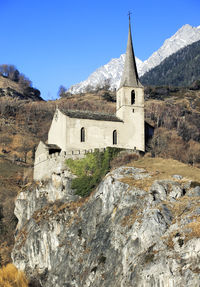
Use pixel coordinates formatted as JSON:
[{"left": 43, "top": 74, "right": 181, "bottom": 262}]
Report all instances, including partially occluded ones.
[
  {"left": 34, "top": 19, "right": 145, "bottom": 180},
  {"left": 48, "top": 19, "right": 144, "bottom": 151}
]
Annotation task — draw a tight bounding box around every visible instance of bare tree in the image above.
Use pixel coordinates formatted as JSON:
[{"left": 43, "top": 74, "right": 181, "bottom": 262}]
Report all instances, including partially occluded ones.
[{"left": 58, "top": 85, "right": 68, "bottom": 98}]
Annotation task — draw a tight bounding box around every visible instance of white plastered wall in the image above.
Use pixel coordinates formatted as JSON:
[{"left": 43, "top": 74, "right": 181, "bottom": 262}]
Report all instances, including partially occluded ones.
[
  {"left": 65, "top": 117, "right": 124, "bottom": 150},
  {"left": 48, "top": 109, "right": 67, "bottom": 150},
  {"left": 116, "top": 86, "right": 145, "bottom": 151},
  {"left": 33, "top": 141, "right": 50, "bottom": 180},
  {"left": 34, "top": 141, "right": 49, "bottom": 164}
]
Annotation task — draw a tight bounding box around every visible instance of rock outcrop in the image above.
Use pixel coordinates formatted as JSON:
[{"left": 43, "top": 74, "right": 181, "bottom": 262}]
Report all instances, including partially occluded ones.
[{"left": 12, "top": 166, "right": 200, "bottom": 287}]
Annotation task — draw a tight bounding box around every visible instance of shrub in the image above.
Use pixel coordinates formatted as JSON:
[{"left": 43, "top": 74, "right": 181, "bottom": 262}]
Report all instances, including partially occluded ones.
[
  {"left": 57, "top": 85, "right": 67, "bottom": 98},
  {"left": 66, "top": 147, "right": 122, "bottom": 197},
  {"left": 110, "top": 152, "right": 139, "bottom": 168},
  {"left": 190, "top": 79, "right": 200, "bottom": 90},
  {"left": 0, "top": 263, "right": 28, "bottom": 287},
  {"left": 150, "top": 127, "right": 188, "bottom": 162},
  {"left": 102, "top": 92, "right": 115, "bottom": 102},
  {"left": 187, "top": 140, "right": 200, "bottom": 166}
]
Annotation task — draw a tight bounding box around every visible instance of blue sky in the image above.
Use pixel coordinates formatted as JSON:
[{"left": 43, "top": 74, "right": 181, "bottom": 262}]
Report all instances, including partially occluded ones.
[{"left": 0, "top": 0, "right": 199, "bottom": 100}]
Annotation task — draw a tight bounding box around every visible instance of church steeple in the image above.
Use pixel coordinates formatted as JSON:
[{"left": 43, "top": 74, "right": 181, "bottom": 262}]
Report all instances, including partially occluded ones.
[{"left": 120, "top": 16, "right": 142, "bottom": 88}]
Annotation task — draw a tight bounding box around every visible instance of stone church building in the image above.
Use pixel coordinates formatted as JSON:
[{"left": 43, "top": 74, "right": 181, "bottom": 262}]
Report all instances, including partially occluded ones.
[{"left": 34, "top": 20, "right": 145, "bottom": 180}]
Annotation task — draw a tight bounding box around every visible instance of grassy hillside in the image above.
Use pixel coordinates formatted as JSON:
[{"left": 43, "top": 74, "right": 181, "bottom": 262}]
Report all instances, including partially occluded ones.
[
  {"left": 0, "top": 157, "right": 26, "bottom": 265},
  {"left": 0, "top": 76, "right": 24, "bottom": 94},
  {"left": 144, "top": 86, "right": 200, "bottom": 165},
  {"left": 0, "top": 90, "right": 115, "bottom": 163},
  {"left": 0, "top": 75, "right": 42, "bottom": 101},
  {"left": 1, "top": 76, "right": 200, "bottom": 265}
]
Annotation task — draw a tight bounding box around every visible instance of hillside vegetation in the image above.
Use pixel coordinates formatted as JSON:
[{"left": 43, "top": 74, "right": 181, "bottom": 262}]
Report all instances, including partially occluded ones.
[
  {"left": 145, "top": 86, "right": 200, "bottom": 165},
  {"left": 141, "top": 40, "right": 200, "bottom": 87},
  {"left": 0, "top": 76, "right": 42, "bottom": 102},
  {"left": 66, "top": 148, "right": 123, "bottom": 197},
  {"left": 0, "top": 263, "right": 28, "bottom": 287},
  {"left": 0, "top": 63, "right": 200, "bottom": 267}
]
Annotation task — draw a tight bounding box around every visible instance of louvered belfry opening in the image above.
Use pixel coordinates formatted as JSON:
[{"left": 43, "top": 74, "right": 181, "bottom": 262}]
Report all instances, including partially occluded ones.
[{"left": 131, "top": 90, "right": 135, "bottom": 104}]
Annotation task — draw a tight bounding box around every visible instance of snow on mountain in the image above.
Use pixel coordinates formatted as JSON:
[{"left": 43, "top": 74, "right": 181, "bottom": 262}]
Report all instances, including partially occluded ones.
[
  {"left": 69, "top": 55, "right": 143, "bottom": 94},
  {"left": 141, "top": 24, "right": 200, "bottom": 75},
  {"left": 68, "top": 24, "right": 200, "bottom": 94}
]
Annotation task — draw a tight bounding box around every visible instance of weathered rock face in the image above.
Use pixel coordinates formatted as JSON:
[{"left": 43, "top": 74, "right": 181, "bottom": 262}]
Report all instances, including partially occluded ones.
[{"left": 12, "top": 166, "right": 200, "bottom": 287}]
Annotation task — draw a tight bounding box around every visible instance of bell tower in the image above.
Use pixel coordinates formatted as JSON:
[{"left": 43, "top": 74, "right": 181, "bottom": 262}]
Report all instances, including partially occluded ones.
[{"left": 116, "top": 15, "right": 145, "bottom": 151}]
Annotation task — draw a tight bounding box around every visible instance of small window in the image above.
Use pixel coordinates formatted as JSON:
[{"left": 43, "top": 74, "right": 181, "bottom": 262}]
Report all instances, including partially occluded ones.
[
  {"left": 113, "top": 130, "right": 117, "bottom": 145},
  {"left": 80, "top": 127, "right": 85, "bottom": 142},
  {"left": 131, "top": 90, "right": 135, "bottom": 105}
]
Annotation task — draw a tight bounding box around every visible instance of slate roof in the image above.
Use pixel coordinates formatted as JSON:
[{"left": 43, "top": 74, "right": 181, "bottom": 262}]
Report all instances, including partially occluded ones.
[
  {"left": 45, "top": 143, "right": 61, "bottom": 150},
  {"left": 59, "top": 109, "right": 123, "bottom": 122}
]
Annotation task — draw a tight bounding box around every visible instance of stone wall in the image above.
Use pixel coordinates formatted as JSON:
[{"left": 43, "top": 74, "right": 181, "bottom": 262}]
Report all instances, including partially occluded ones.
[{"left": 34, "top": 148, "right": 105, "bottom": 181}]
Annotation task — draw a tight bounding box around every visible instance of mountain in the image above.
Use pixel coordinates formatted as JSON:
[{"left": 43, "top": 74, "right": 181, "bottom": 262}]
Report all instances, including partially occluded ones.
[
  {"left": 141, "top": 24, "right": 200, "bottom": 76},
  {"left": 69, "top": 55, "right": 143, "bottom": 94},
  {"left": 68, "top": 24, "right": 200, "bottom": 94},
  {"left": 141, "top": 39, "right": 200, "bottom": 87}
]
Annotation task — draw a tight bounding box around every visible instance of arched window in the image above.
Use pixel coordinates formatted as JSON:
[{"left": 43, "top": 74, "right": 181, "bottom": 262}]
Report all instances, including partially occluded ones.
[
  {"left": 131, "top": 90, "right": 135, "bottom": 105},
  {"left": 113, "top": 130, "right": 117, "bottom": 145},
  {"left": 80, "top": 127, "right": 85, "bottom": 142}
]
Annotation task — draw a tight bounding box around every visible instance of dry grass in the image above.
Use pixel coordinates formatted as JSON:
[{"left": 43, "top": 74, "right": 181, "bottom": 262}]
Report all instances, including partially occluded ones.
[
  {"left": 0, "top": 77, "right": 24, "bottom": 93},
  {"left": 162, "top": 196, "right": 200, "bottom": 249},
  {"left": 115, "top": 156, "right": 200, "bottom": 193},
  {"left": 184, "top": 216, "right": 200, "bottom": 242},
  {"left": 0, "top": 158, "right": 25, "bottom": 265},
  {"left": 127, "top": 157, "right": 200, "bottom": 183},
  {"left": 57, "top": 91, "right": 115, "bottom": 114},
  {"left": 168, "top": 196, "right": 200, "bottom": 221},
  {"left": 111, "top": 153, "right": 139, "bottom": 169},
  {"left": 165, "top": 215, "right": 200, "bottom": 248},
  {"left": 33, "top": 197, "right": 88, "bottom": 224},
  {"left": 121, "top": 208, "right": 142, "bottom": 227},
  {"left": 0, "top": 244, "right": 12, "bottom": 267},
  {"left": 120, "top": 177, "right": 154, "bottom": 192},
  {"left": 0, "top": 263, "right": 28, "bottom": 287}
]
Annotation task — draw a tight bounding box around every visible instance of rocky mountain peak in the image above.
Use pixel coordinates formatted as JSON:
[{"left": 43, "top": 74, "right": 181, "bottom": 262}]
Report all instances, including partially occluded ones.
[{"left": 68, "top": 24, "right": 200, "bottom": 94}]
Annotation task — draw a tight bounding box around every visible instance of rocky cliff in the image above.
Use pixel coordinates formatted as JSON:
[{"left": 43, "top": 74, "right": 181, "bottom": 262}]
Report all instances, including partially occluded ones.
[{"left": 12, "top": 165, "right": 200, "bottom": 287}]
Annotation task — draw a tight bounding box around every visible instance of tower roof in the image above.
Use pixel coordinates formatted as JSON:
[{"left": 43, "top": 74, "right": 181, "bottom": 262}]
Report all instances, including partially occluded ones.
[{"left": 120, "top": 17, "right": 142, "bottom": 88}]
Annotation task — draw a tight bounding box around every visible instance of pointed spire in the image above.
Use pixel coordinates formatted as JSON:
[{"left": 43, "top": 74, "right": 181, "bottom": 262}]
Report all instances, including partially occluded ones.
[{"left": 120, "top": 15, "right": 142, "bottom": 88}]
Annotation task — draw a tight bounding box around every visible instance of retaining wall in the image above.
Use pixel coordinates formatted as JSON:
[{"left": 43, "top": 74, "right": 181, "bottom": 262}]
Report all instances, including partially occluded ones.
[{"left": 33, "top": 148, "right": 105, "bottom": 181}]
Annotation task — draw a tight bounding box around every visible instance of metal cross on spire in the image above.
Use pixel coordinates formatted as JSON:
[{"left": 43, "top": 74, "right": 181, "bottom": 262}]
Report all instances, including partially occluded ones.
[{"left": 128, "top": 11, "right": 132, "bottom": 23}]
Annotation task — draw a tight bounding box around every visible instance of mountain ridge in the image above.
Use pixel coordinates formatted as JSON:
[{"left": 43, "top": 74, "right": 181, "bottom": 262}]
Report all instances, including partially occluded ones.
[
  {"left": 68, "top": 24, "right": 200, "bottom": 94},
  {"left": 141, "top": 39, "right": 200, "bottom": 87}
]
